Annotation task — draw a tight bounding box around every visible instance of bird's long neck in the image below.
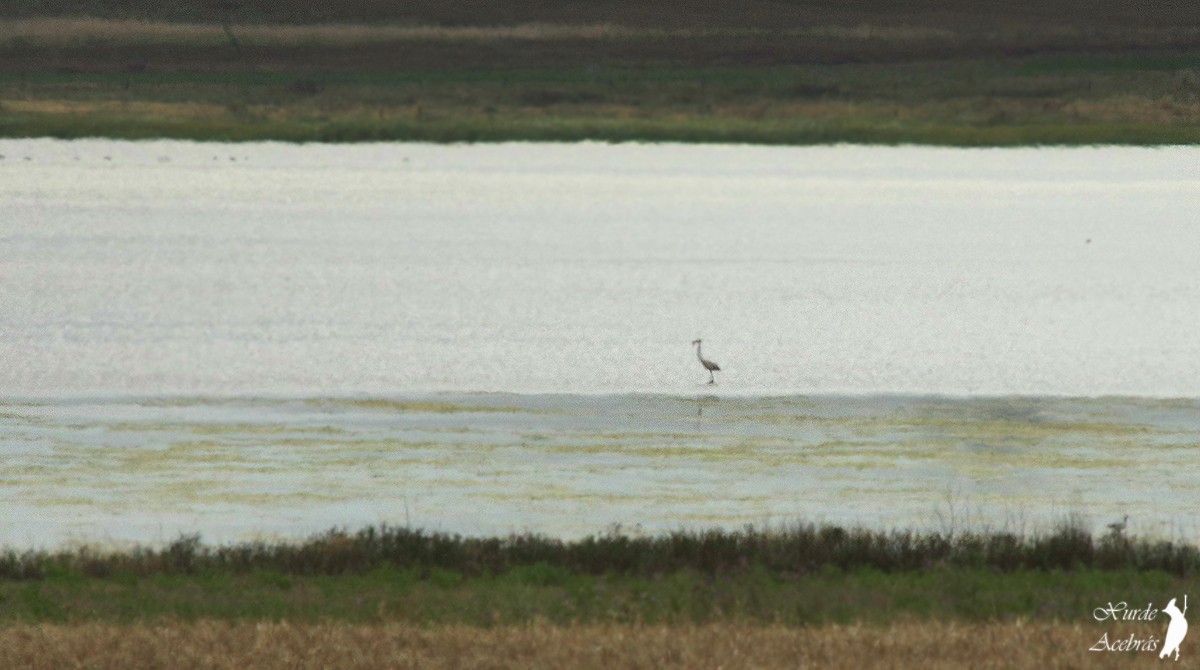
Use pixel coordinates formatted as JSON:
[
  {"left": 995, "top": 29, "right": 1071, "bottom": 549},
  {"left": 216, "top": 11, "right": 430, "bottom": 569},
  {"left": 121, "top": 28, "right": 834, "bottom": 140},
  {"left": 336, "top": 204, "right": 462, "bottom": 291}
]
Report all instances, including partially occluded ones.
[{"left": 695, "top": 342, "right": 703, "bottom": 361}]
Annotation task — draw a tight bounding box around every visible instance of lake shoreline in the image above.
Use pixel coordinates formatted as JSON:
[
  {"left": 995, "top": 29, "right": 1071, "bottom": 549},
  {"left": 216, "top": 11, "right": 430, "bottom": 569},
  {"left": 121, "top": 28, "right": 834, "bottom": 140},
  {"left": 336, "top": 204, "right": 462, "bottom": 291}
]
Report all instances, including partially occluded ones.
[
  {"left": 5, "top": 392, "right": 1200, "bottom": 548},
  {"left": 5, "top": 113, "right": 1200, "bottom": 147},
  {"left": 3, "top": 13, "right": 1200, "bottom": 146},
  {"left": 2, "top": 522, "right": 1195, "bottom": 623}
]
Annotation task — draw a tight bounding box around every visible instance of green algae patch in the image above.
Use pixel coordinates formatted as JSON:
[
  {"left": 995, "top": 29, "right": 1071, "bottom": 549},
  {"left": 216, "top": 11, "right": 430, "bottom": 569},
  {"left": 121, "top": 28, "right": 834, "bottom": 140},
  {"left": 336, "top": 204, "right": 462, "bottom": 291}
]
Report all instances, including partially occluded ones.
[
  {"left": 103, "top": 421, "right": 349, "bottom": 436},
  {"left": 7, "top": 393, "right": 1200, "bottom": 544},
  {"left": 306, "top": 398, "right": 545, "bottom": 414}
]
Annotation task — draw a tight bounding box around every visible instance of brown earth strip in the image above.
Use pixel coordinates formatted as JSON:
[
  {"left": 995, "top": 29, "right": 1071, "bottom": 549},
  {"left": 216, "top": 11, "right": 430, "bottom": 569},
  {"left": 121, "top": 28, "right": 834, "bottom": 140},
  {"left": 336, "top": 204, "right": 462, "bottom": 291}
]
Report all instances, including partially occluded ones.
[{"left": 0, "top": 620, "right": 1178, "bottom": 670}]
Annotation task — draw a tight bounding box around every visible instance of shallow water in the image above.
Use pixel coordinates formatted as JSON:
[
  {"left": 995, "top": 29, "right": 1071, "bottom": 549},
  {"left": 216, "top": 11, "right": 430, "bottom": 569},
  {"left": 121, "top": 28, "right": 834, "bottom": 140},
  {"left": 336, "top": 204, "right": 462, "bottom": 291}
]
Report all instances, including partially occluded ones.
[
  {"left": 4, "top": 140, "right": 1200, "bottom": 396},
  {"left": 3, "top": 139, "right": 1200, "bottom": 546},
  {"left": 4, "top": 393, "right": 1200, "bottom": 546}
]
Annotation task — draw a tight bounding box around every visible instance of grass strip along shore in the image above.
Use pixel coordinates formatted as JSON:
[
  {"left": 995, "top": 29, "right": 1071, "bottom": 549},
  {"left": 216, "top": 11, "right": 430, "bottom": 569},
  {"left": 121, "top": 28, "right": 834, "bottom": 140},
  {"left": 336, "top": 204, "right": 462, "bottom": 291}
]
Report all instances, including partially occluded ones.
[
  {"left": 3, "top": 523, "right": 1194, "bottom": 667},
  {"left": 1, "top": 522, "right": 1196, "bottom": 625},
  {"left": 2, "top": 0, "right": 1200, "bottom": 144}
]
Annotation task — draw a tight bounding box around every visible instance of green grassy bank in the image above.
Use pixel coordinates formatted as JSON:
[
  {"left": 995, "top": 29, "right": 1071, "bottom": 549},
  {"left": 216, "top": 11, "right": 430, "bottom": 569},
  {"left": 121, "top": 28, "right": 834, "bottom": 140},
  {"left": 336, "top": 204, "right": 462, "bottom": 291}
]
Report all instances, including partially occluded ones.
[
  {"left": 2, "top": 2, "right": 1199, "bottom": 144},
  {"left": 4, "top": 108, "right": 1200, "bottom": 146},
  {"left": 4, "top": 562, "right": 1190, "bottom": 625},
  {"left": 2, "top": 523, "right": 1196, "bottom": 624},
  {"left": 6, "top": 112, "right": 1200, "bottom": 146}
]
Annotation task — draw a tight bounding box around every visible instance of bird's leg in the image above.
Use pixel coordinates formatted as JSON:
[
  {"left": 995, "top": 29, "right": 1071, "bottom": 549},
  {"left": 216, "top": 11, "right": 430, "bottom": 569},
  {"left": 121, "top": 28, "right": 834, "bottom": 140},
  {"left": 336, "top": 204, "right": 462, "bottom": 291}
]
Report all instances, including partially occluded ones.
[{"left": 708, "top": 370, "right": 715, "bottom": 384}]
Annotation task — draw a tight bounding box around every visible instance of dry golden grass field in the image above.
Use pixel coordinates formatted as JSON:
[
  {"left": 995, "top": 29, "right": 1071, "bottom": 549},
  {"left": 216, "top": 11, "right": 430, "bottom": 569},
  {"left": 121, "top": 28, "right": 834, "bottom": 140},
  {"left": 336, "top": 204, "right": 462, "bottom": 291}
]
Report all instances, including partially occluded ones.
[{"left": 0, "top": 620, "right": 1187, "bottom": 670}]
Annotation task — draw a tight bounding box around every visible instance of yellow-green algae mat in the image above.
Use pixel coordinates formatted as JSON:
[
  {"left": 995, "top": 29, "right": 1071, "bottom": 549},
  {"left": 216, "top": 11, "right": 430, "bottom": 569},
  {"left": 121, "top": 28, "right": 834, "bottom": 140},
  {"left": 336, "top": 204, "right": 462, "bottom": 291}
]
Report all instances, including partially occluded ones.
[{"left": 3, "top": 393, "right": 1199, "bottom": 547}]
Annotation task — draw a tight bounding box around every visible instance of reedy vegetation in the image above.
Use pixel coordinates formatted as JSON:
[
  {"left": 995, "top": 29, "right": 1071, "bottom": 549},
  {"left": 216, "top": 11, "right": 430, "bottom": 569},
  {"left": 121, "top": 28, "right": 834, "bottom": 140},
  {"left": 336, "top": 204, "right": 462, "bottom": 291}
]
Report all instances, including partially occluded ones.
[
  {"left": 0, "top": 522, "right": 1194, "bottom": 625},
  {"left": 3, "top": 520, "right": 1197, "bottom": 580}
]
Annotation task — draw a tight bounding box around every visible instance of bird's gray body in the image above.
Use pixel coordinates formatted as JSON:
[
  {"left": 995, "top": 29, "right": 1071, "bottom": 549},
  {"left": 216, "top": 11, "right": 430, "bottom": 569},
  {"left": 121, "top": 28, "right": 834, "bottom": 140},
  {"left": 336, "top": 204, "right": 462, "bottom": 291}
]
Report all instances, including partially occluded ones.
[
  {"left": 1107, "top": 515, "right": 1129, "bottom": 535},
  {"left": 692, "top": 339, "right": 720, "bottom": 384}
]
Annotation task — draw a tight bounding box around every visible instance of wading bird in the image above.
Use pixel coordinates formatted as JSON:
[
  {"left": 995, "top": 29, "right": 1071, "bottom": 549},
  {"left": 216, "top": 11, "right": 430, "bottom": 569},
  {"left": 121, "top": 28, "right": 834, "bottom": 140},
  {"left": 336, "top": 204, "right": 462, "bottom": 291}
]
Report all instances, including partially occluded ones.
[
  {"left": 1106, "top": 515, "right": 1129, "bottom": 536},
  {"left": 692, "top": 339, "right": 721, "bottom": 385}
]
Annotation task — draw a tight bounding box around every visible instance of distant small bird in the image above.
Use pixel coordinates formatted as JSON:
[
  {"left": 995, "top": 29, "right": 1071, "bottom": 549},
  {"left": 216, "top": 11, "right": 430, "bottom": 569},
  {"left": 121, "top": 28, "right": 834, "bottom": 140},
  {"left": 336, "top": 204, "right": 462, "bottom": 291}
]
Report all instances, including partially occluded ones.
[
  {"left": 692, "top": 339, "right": 721, "bottom": 385},
  {"left": 1106, "top": 515, "right": 1129, "bottom": 535}
]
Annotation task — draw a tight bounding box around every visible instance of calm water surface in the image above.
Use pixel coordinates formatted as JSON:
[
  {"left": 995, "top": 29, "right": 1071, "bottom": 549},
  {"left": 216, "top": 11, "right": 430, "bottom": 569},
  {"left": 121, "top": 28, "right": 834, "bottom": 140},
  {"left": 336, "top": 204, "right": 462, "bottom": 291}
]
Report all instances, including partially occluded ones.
[{"left": 2, "top": 139, "right": 1199, "bottom": 546}]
